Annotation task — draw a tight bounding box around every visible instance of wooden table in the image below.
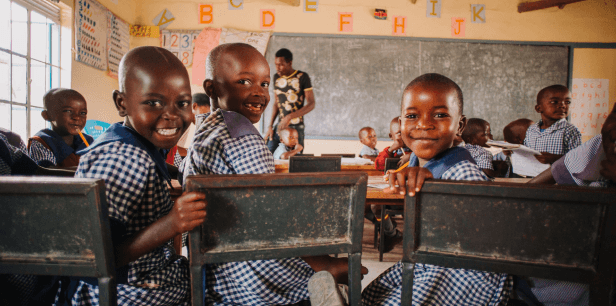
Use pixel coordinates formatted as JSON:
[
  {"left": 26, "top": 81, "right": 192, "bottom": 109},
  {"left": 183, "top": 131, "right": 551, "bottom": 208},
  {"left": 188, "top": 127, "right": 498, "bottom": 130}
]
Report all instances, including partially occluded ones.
[
  {"left": 275, "top": 162, "right": 383, "bottom": 176},
  {"left": 366, "top": 176, "right": 404, "bottom": 207}
]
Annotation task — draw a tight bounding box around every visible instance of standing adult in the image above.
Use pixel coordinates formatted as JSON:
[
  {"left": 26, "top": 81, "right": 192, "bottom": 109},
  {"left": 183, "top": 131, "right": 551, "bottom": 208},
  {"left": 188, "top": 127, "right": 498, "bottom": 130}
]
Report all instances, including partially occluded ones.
[{"left": 265, "top": 48, "right": 316, "bottom": 153}]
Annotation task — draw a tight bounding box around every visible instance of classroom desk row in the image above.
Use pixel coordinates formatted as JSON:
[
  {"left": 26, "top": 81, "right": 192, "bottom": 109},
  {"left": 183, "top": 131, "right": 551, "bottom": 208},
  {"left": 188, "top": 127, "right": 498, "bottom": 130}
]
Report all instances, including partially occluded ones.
[{"left": 274, "top": 162, "right": 383, "bottom": 176}]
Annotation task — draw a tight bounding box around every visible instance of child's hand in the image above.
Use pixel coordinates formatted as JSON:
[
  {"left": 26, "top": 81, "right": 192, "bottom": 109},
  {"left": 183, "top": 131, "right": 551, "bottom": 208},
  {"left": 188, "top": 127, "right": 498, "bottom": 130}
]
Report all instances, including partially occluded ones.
[
  {"left": 534, "top": 152, "right": 562, "bottom": 164},
  {"left": 278, "top": 115, "right": 292, "bottom": 130},
  {"left": 294, "top": 143, "right": 304, "bottom": 151},
  {"left": 170, "top": 191, "right": 207, "bottom": 234},
  {"left": 385, "top": 166, "right": 433, "bottom": 196},
  {"left": 398, "top": 153, "right": 411, "bottom": 167},
  {"left": 264, "top": 127, "right": 274, "bottom": 142}
]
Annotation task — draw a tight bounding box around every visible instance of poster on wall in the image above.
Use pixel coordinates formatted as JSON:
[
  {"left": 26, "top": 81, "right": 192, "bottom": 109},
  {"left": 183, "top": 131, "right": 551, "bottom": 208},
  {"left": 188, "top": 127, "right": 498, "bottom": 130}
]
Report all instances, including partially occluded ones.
[
  {"left": 75, "top": 0, "right": 108, "bottom": 70},
  {"left": 191, "top": 27, "right": 222, "bottom": 86},
  {"left": 218, "top": 27, "right": 271, "bottom": 55},
  {"left": 570, "top": 78, "right": 610, "bottom": 137},
  {"left": 107, "top": 11, "right": 130, "bottom": 79},
  {"left": 160, "top": 30, "right": 201, "bottom": 67}
]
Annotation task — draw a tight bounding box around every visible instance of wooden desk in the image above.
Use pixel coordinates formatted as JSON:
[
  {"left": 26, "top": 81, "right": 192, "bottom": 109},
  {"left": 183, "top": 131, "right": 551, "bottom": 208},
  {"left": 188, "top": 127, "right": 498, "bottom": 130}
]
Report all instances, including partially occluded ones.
[
  {"left": 275, "top": 162, "right": 382, "bottom": 176},
  {"left": 366, "top": 176, "right": 404, "bottom": 206}
]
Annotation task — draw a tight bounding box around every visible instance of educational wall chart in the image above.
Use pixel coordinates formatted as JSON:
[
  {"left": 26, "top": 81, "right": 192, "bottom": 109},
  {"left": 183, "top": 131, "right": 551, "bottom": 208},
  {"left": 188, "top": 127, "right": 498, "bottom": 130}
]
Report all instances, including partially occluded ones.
[
  {"left": 570, "top": 78, "right": 610, "bottom": 136},
  {"left": 160, "top": 30, "right": 201, "bottom": 67},
  {"left": 75, "top": 0, "right": 108, "bottom": 70},
  {"left": 191, "top": 27, "right": 222, "bottom": 86},
  {"left": 130, "top": 25, "right": 160, "bottom": 38},
  {"left": 218, "top": 28, "right": 272, "bottom": 55},
  {"left": 107, "top": 11, "right": 130, "bottom": 79}
]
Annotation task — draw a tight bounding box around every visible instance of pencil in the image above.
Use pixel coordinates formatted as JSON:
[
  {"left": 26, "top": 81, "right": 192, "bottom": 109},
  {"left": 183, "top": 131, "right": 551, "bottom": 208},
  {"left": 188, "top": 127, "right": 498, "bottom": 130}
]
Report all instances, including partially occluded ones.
[{"left": 78, "top": 130, "right": 90, "bottom": 147}]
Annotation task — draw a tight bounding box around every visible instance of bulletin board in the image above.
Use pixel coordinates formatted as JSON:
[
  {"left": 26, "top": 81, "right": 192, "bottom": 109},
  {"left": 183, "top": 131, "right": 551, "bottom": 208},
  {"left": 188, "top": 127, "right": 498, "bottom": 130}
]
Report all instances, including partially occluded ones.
[{"left": 75, "top": 0, "right": 108, "bottom": 70}]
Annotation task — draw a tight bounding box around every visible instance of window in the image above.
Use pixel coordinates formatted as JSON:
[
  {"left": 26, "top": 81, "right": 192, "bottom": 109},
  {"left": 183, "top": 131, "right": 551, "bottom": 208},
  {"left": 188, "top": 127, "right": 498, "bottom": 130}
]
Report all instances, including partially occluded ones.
[{"left": 0, "top": 0, "right": 61, "bottom": 141}]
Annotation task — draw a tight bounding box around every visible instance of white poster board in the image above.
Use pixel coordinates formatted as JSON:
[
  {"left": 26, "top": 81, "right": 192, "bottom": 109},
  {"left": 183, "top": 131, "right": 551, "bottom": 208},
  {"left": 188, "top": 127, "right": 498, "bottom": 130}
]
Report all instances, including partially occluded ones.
[
  {"left": 75, "top": 0, "right": 108, "bottom": 70},
  {"left": 571, "top": 78, "right": 610, "bottom": 136}
]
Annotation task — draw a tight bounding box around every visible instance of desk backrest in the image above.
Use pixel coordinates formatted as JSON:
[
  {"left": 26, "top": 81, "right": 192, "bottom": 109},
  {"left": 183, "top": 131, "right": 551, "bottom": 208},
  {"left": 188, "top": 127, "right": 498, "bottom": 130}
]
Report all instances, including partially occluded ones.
[
  {"left": 0, "top": 176, "right": 115, "bottom": 279},
  {"left": 289, "top": 156, "right": 341, "bottom": 173},
  {"left": 321, "top": 153, "right": 356, "bottom": 158},
  {"left": 383, "top": 158, "right": 401, "bottom": 174},
  {"left": 401, "top": 180, "right": 616, "bottom": 304}
]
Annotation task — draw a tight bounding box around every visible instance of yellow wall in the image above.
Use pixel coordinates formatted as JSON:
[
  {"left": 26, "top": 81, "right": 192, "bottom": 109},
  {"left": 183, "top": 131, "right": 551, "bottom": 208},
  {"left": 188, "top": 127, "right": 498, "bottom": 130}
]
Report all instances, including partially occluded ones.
[{"left": 67, "top": 0, "right": 616, "bottom": 152}]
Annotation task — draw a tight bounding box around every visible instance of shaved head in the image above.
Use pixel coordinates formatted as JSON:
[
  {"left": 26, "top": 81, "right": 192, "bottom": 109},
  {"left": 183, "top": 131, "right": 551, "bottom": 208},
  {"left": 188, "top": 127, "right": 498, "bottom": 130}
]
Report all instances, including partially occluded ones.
[
  {"left": 205, "top": 43, "right": 260, "bottom": 81},
  {"left": 503, "top": 118, "right": 534, "bottom": 144},
  {"left": 43, "top": 88, "right": 85, "bottom": 111},
  {"left": 118, "top": 46, "right": 187, "bottom": 92},
  {"left": 462, "top": 118, "right": 488, "bottom": 143},
  {"left": 404, "top": 73, "right": 463, "bottom": 114}
]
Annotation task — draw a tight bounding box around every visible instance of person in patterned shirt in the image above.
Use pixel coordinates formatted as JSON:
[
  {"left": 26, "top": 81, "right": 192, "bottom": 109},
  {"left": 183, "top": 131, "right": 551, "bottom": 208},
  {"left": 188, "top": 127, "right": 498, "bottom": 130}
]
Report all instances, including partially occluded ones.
[
  {"left": 363, "top": 73, "right": 512, "bottom": 306},
  {"left": 525, "top": 84, "right": 581, "bottom": 165},
  {"left": 462, "top": 118, "right": 497, "bottom": 177},
  {"left": 181, "top": 42, "right": 366, "bottom": 305},
  {"left": 56, "top": 46, "right": 207, "bottom": 306},
  {"left": 264, "top": 48, "right": 315, "bottom": 154}
]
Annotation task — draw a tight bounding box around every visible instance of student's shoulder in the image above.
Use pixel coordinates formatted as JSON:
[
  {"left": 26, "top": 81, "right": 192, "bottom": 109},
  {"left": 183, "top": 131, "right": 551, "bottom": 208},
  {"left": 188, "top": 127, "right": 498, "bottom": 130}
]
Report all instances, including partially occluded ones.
[
  {"left": 80, "top": 140, "right": 154, "bottom": 168},
  {"left": 442, "top": 160, "right": 489, "bottom": 181}
]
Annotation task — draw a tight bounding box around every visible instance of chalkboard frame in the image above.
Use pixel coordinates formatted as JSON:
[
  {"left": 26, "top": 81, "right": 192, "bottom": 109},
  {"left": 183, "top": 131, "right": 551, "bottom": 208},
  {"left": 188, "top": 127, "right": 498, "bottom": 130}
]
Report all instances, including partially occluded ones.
[{"left": 261, "top": 32, "right": 616, "bottom": 140}]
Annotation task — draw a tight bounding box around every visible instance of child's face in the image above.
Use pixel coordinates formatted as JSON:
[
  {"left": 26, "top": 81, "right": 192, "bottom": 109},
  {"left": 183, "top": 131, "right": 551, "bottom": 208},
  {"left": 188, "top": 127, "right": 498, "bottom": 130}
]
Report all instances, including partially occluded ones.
[
  {"left": 472, "top": 122, "right": 492, "bottom": 148},
  {"left": 602, "top": 106, "right": 616, "bottom": 162},
  {"left": 117, "top": 67, "right": 192, "bottom": 150},
  {"left": 400, "top": 83, "right": 465, "bottom": 162},
  {"left": 44, "top": 96, "right": 88, "bottom": 137},
  {"left": 209, "top": 48, "right": 270, "bottom": 124},
  {"left": 360, "top": 129, "right": 377, "bottom": 148},
  {"left": 389, "top": 120, "right": 405, "bottom": 148},
  {"left": 281, "top": 129, "right": 298, "bottom": 147},
  {"left": 536, "top": 89, "right": 571, "bottom": 122}
]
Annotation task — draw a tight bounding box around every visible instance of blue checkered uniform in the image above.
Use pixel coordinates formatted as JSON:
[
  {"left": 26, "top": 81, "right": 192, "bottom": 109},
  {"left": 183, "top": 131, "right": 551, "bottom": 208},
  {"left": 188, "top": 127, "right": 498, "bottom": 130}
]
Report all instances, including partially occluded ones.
[
  {"left": 59, "top": 140, "right": 190, "bottom": 306},
  {"left": 524, "top": 119, "right": 581, "bottom": 155},
  {"left": 28, "top": 140, "right": 57, "bottom": 166},
  {"left": 464, "top": 144, "right": 494, "bottom": 170},
  {"left": 359, "top": 145, "right": 379, "bottom": 157},
  {"left": 361, "top": 159, "right": 513, "bottom": 306},
  {"left": 180, "top": 109, "right": 314, "bottom": 305},
  {"left": 0, "top": 134, "right": 38, "bottom": 175}
]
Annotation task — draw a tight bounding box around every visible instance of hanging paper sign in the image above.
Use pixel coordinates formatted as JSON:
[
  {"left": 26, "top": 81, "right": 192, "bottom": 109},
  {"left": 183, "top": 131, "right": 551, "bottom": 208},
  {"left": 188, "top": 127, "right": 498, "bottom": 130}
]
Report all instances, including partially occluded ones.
[
  {"left": 191, "top": 27, "right": 222, "bottom": 85},
  {"left": 218, "top": 27, "right": 271, "bottom": 55},
  {"left": 571, "top": 79, "right": 610, "bottom": 136},
  {"left": 427, "top": 0, "right": 441, "bottom": 18},
  {"left": 338, "top": 12, "right": 353, "bottom": 32},
  {"left": 228, "top": 0, "right": 243, "bottom": 10},
  {"left": 393, "top": 16, "right": 406, "bottom": 35},
  {"left": 451, "top": 17, "right": 465, "bottom": 37},
  {"left": 304, "top": 0, "right": 318, "bottom": 13},
  {"left": 75, "top": 0, "right": 108, "bottom": 70},
  {"left": 152, "top": 8, "right": 175, "bottom": 30},
  {"left": 161, "top": 30, "right": 201, "bottom": 67},
  {"left": 471, "top": 4, "right": 486, "bottom": 23},
  {"left": 261, "top": 9, "right": 275, "bottom": 30},
  {"left": 107, "top": 11, "right": 130, "bottom": 79},
  {"left": 130, "top": 25, "right": 160, "bottom": 38}
]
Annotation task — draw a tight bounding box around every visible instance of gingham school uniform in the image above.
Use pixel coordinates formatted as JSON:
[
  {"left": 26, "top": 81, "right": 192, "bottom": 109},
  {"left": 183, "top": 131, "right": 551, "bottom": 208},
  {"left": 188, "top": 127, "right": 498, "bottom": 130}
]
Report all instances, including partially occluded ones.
[
  {"left": 56, "top": 123, "right": 190, "bottom": 306},
  {"left": 524, "top": 119, "right": 581, "bottom": 156},
  {"left": 0, "top": 133, "right": 38, "bottom": 175},
  {"left": 362, "top": 147, "right": 512, "bottom": 306},
  {"left": 28, "top": 129, "right": 92, "bottom": 167},
  {"left": 464, "top": 144, "right": 494, "bottom": 170},
  {"left": 359, "top": 145, "right": 379, "bottom": 157},
  {"left": 551, "top": 134, "right": 612, "bottom": 188},
  {"left": 180, "top": 109, "right": 314, "bottom": 305}
]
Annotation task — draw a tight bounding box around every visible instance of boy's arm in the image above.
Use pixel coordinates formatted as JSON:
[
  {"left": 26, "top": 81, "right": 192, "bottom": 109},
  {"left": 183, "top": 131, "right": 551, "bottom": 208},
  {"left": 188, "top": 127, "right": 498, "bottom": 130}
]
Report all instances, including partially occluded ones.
[
  {"left": 28, "top": 140, "right": 56, "bottom": 167},
  {"left": 374, "top": 146, "right": 392, "bottom": 170},
  {"left": 528, "top": 167, "right": 556, "bottom": 184},
  {"left": 264, "top": 96, "right": 280, "bottom": 142},
  {"left": 360, "top": 154, "right": 377, "bottom": 162},
  {"left": 279, "top": 90, "right": 315, "bottom": 130},
  {"left": 535, "top": 152, "right": 563, "bottom": 164},
  {"left": 280, "top": 144, "right": 303, "bottom": 159},
  {"left": 385, "top": 166, "right": 434, "bottom": 196}
]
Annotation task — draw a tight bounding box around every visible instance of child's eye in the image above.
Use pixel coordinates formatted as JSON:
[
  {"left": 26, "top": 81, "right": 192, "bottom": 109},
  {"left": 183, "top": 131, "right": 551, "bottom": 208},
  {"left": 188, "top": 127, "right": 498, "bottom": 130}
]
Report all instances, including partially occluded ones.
[
  {"left": 178, "top": 101, "right": 190, "bottom": 108},
  {"left": 434, "top": 113, "right": 449, "bottom": 118},
  {"left": 404, "top": 114, "right": 417, "bottom": 119},
  {"left": 261, "top": 82, "right": 270, "bottom": 88},
  {"left": 80, "top": 111, "right": 87, "bottom": 116},
  {"left": 565, "top": 100, "right": 571, "bottom": 105},
  {"left": 238, "top": 79, "right": 252, "bottom": 85},
  {"left": 145, "top": 100, "right": 162, "bottom": 107}
]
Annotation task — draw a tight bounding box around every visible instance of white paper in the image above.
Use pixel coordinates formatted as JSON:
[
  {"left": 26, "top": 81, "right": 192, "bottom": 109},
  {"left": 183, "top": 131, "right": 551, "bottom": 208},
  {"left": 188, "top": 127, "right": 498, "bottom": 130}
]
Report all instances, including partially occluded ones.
[
  {"left": 341, "top": 157, "right": 373, "bottom": 165},
  {"left": 511, "top": 148, "right": 550, "bottom": 177},
  {"left": 486, "top": 140, "right": 520, "bottom": 150}
]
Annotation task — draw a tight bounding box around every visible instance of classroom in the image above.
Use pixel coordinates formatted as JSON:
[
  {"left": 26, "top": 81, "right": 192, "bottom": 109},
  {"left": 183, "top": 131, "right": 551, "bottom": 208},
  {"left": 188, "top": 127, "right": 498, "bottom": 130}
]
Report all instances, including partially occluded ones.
[{"left": 2, "top": 0, "right": 616, "bottom": 305}]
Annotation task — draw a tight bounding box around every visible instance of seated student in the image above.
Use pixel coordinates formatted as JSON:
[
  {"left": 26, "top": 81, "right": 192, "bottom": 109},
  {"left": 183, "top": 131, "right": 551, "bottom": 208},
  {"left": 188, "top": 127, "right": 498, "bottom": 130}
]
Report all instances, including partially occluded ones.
[
  {"left": 462, "top": 118, "right": 497, "bottom": 177},
  {"left": 56, "top": 46, "right": 208, "bottom": 305},
  {"left": 513, "top": 105, "right": 616, "bottom": 306},
  {"left": 494, "top": 118, "right": 534, "bottom": 177},
  {"left": 358, "top": 126, "right": 379, "bottom": 161},
  {"left": 374, "top": 117, "right": 411, "bottom": 171},
  {"left": 362, "top": 73, "right": 511, "bottom": 305},
  {"left": 28, "top": 88, "right": 93, "bottom": 168},
  {"left": 181, "top": 43, "right": 367, "bottom": 305},
  {"left": 273, "top": 127, "right": 303, "bottom": 159},
  {"left": 0, "top": 131, "right": 74, "bottom": 177},
  {"left": 0, "top": 127, "right": 27, "bottom": 152},
  {"left": 176, "top": 93, "right": 211, "bottom": 154},
  {"left": 525, "top": 85, "right": 581, "bottom": 165}
]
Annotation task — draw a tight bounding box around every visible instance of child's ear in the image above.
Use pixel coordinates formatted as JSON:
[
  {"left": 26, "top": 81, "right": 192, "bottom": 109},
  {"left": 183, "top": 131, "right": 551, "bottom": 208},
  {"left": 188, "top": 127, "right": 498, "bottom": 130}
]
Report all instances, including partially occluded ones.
[
  {"left": 203, "top": 79, "right": 218, "bottom": 110},
  {"left": 41, "top": 110, "right": 49, "bottom": 121},
  {"left": 113, "top": 90, "right": 128, "bottom": 117},
  {"left": 534, "top": 104, "right": 542, "bottom": 113},
  {"left": 457, "top": 115, "right": 467, "bottom": 136}
]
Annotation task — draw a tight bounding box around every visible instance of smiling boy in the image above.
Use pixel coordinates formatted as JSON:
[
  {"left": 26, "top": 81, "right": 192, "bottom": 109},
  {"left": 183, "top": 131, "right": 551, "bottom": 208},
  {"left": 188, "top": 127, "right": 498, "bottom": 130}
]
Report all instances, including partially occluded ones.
[
  {"left": 57, "top": 46, "right": 207, "bottom": 305},
  {"left": 273, "top": 127, "right": 303, "bottom": 159},
  {"left": 181, "top": 43, "right": 365, "bottom": 305},
  {"left": 28, "top": 88, "right": 93, "bottom": 168},
  {"left": 362, "top": 73, "right": 511, "bottom": 305},
  {"left": 525, "top": 85, "right": 581, "bottom": 165}
]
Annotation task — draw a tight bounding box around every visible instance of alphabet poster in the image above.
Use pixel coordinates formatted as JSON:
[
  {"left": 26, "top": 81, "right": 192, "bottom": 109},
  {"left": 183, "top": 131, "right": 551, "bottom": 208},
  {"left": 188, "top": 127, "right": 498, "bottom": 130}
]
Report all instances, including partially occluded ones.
[
  {"left": 570, "top": 78, "right": 610, "bottom": 136},
  {"left": 75, "top": 0, "right": 108, "bottom": 70},
  {"left": 160, "top": 30, "right": 201, "bottom": 67},
  {"left": 107, "top": 11, "right": 130, "bottom": 79}
]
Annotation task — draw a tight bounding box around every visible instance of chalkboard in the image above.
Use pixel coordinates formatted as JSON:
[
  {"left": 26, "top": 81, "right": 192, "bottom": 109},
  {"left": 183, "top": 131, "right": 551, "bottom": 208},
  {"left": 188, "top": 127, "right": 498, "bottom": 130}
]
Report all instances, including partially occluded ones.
[{"left": 263, "top": 34, "right": 569, "bottom": 140}]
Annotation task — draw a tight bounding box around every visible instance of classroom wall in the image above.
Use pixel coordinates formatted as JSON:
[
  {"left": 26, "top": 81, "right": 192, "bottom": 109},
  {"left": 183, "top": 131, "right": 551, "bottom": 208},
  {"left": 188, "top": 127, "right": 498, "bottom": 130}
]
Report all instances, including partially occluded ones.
[{"left": 68, "top": 0, "right": 616, "bottom": 153}]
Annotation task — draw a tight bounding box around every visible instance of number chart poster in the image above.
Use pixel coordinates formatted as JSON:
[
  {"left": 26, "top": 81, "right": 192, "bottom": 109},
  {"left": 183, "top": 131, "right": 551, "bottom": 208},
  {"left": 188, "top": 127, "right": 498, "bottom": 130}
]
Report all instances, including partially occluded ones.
[
  {"left": 75, "top": 0, "right": 108, "bottom": 70},
  {"left": 571, "top": 78, "right": 610, "bottom": 137},
  {"left": 160, "top": 30, "right": 200, "bottom": 67},
  {"left": 107, "top": 11, "right": 130, "bottom": 79}
]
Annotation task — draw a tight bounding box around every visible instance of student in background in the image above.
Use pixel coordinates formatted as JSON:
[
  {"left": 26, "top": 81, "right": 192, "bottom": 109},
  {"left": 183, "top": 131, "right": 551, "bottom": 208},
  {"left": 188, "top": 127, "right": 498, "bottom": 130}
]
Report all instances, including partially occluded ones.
[
  {"left": 273, "top": 127, "right": 303, "bottom": 159},
  {"left": 0, "top": 128, "right": 27, "bottom": 152},
  {"left": 363, "top": 73, "right": 511, "bottom": 305},
  {"left": 515, "top": 105, "right": 616, "bottom": 306},
  {"left": 56, "top": 46, "right": 207, "bottom": 305},
  {"left": 177, "top": 92, "right": 211, "bottom": 151},
  {"left": 28, "top": 88, "right": 93, "bottom": 168},
  {"left": 462, "top": 118, "right": 497, "bottom": 177},
  {"left": 494, "top": 118, "right": 534, "bottom": 177},
  {"left": 358, "top": 126, "right": 378, "bottom": 161},
  {"left": 181, "top": 43, "right": 366, "bottom": 305},
  {"left": 374, "top": 117, "right": 411, "bottom": 171},
  {"left": 525, "top": 85, "right": 581, "bottom": 165}
]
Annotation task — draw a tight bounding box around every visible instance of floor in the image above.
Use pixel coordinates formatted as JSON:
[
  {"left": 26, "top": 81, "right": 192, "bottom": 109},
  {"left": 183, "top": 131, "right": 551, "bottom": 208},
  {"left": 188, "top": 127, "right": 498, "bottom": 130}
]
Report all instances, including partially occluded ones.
[{"left": 359, "top": 216, "right": 403, "bottom": 289}]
